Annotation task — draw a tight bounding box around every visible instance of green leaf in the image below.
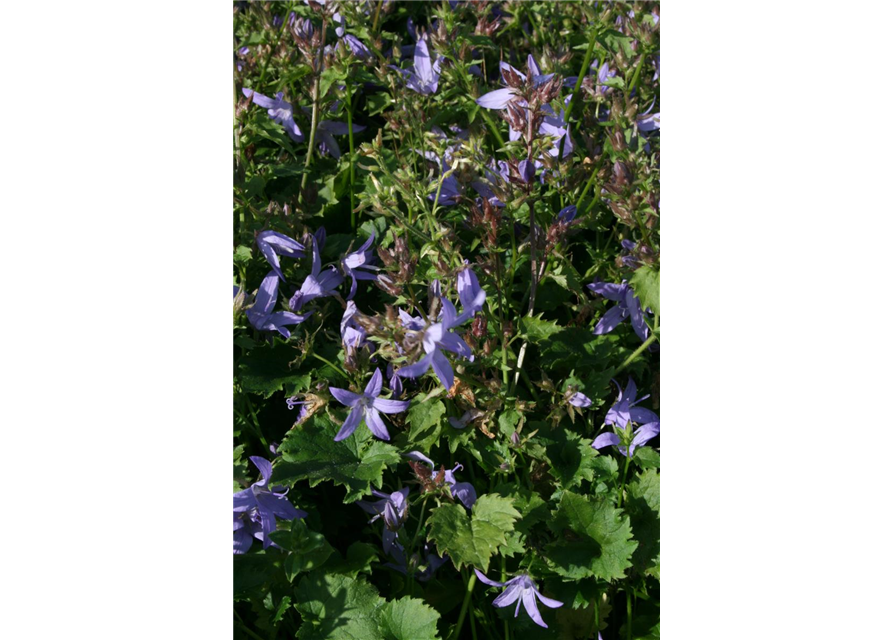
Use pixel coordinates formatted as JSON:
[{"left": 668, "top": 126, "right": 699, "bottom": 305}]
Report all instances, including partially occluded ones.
[
  {"left": 428, "top": 494, "right": 520, "bottom": 572},
  {"left": 627, "top": 469, "right": 660, "bottom": 574},
  {"left": 520, "top": 315, "right": 563, "bottom": 343},
  {"left": 233, "top": 245, "right": 253, "bottom": 264},
  {"left": 272, "top": 413, "right": 401, "bottom": 503},
  {"left": 318, "top": 67, "right": 345, "bottom": 102},
  {"left": 270, "top": 520, "right": 335, "bottom": 581},
  {"left": 234, "top": 445, "right": 249, "bottom": 492},
  {"left": 404, "top": 399, "right": 446, "bottom": 452},
  {"left": 377, "top": 596, "right": 441, "bottom": 640},
  {"left": 493, "top": 483, "right": 549, "bottom": 535},
  {"left": 545, "top": 492, "right": 638, "bottom": 581},
  {"left": 237, "top": 340, "right": 311, "bottom": 398},
  {"left": 544, "top": 429, "right": 601, "bottom": 490},
  {"left": 295, "top": 572, "right": 385, "bottom": 640},
  {"left": 328, "top": 542, "right": 379, "bottom": 578},
  {"left": 633, "top": 446, "right": 660, "bottom": 470},
  {"left": 629, "top": 264, "right": 660, "bottom": 317}
]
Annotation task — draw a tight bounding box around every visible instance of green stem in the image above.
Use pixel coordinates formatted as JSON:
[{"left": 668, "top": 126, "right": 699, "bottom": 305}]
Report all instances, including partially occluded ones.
[
  {"left": 372, "top": 0, "right": 384, "bottom": 34},
  {"left": 299, "top": 17, "right": 327, "bottom": 198},
  {"left": 449, "top": 571, "right": 478, "bottom": 640},
  {"left": 309, "top": 352, "right": 350, "bottom": 380},
  {"left": 501, "top": 557, "right": 510, "bottom": 640},
  {"left": 574, "top": 161, "right": 600, "bottom": 211},
  {"left": 346, "top": 80, "right": 357, "bottom": 230},
  {"left": 233, "top": 55, "right": 244, "bottom": 184},
  {"left": 626, "top": 589, "right": 633, "bottom": 640},
  {"left": 591, "top": 592, "right": 600, "bottom": 639},
  {"left": 613, "top": 333, "right": 658, "bottom": 377},
  {"left": 618, "top": 455, "right": 631, "bottom": 507},
  {"left": 558, "top": 24, "right": 600, "bottom": 160},
  {"left": 233, "top": 610, "right": 266, "bottom": 640}
]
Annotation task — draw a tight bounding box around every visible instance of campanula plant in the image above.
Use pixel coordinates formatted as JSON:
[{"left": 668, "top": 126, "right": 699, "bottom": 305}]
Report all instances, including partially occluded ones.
[{"left": 234, "top": 2, "right": 659, "bottom": 638}]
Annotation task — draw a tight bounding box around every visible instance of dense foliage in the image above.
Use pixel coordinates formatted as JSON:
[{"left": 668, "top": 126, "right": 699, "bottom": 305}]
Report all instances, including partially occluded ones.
[{"left": 234, "top": 1, "right": 659, "bottom": 638}]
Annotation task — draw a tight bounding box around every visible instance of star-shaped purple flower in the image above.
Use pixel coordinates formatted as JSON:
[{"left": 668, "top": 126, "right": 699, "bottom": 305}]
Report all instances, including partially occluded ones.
[
  {"left": 396, "top": 298, "right": 475, "bottom": 390},
  {"left": 233, "top": 456, "right": 307, "bottom": 553},
  {"left": 341, "top": 233, "right": 379, "bottom": 300},
  {"left": 592, "top": 378, "right": 660, "bottom": 457},
  {"left": 588, "top": 278, "right": 649, "bottom": 341},
  {"left": 329, "top": 368, "right": 410, "bottom": 441},
  {"left": 289, "top": 235, "right": 344, "bottom": 312},
  {"left": 242, "top": 88, "right": 304, "bottom": 142},
  {"left": 247, "top": 270, "right": 311, "bottom": 338},
  {"left": 474, "top": 570, "right": 563, "bottom": 628},
  {"left": 390, "top": 38, "right": 443, "bottom": 95},
  {"left": 476, "top": 55, "right": 554, "bottom": 110}
]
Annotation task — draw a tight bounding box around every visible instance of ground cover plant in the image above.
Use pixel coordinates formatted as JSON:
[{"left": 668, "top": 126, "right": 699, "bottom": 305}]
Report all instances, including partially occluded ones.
[{"left": 233, "top": 1, "right": 659, "bottom": 638}]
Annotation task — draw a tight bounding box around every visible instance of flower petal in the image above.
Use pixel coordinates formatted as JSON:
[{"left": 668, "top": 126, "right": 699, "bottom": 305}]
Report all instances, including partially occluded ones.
[
  {"left": 364, "top": 407, "right": 391, "bottom": 440},
  {"left": 431, "top": 350, "right": 454, "bottom": 390},
  {"left": 492, "top": 581, "right": 523, "bottom": 608},
  {"left": 233, "top": 488, "right": 255, "bottom": 512},
  {"left": 372, "top": 397, "right": 410, "bottom": 414},
  {"left": 330, "top": 387, "right": 361, "bottom": 407},
  {"left": 592, "top": 432, "right": 621, "bottom": 449},
  {"left": 334, "top": 406, "right": 363, "bottom": 441},
  {"left": 451, "top": 482, "right": 477, "bottom": 509},
  {"left": 476, "top": 87, "right": 518, "bottom": 110},
  {"left": 404, "top": 451, "right": 435, "bottom": 467},
  {"left": 396, "top": 352, "right": 434, "bottom": 379},
  {"left": 414, "top": 39, "right": 433, "bottom": 85},
  {"left": 249, "top": 456, "right": 273, "bottom": 486},
  {"left": 593, "top": 304, "right": 629, "bottom": 335},
  {"left": 534, "top": 589, "right": 564, "bottom": 609},
  {"left": 233, "top": 528, "right": 254, "bottom": 554},
  {"left": 630, "top": 406, "right": 659, "bottom": 424},
  {"left": 364, "top": 368, "right": 383, "bottom": 398},
  {"left": 522, "top": 589, "right": 548, "bottom": 628},
  {"left": 474, "top": 568, "right": 506, "bottom": 587}
]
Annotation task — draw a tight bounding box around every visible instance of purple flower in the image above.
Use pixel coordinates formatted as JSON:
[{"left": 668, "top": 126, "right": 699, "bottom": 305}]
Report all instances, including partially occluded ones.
[
  {"left": 396, "top": 299, "right": 475, "bottom": 390},
  {"left": 358, "top": 487, "right": 411, "bottom": 560},
  {"left": 474, "top": 570, "right": 563, "bottom": 628},
  {"left": 556, "top": 205, "right": 577, "bottom": 224},
  {"left": 247, "top": 271, "right": 311, "bottom": 338},
  {"left": 233, "top": 456, "right": 307, "bottom": 553},
  {"left": 329, "top": 368, "right": 410, "bottom": 441},
  {"left": 457, "top": 265, "right": 486, "bottom": 318},
  {"left": 636, "top": 107, "right": 660, "bottom": 133},
  {"left": 341, "top": 301, "right": 370, "bottom": 360},
  {"left": 405, "top": 451, "right": 477, "bottom": 508},
  {"left": 316, "top": 119, "right": 367, "bottom": 159},
  {"left": 256, "top": 230, "right": 305, "bottom": 282},
  {"left": 592, "top": 378, "right": 660, "bottom": 457},
  {"left": 568, "top": 391, "right": 592, "bottom": 408},
  {"left": 342, "top": 234, "right": 379, "bottom": 300},
  {"left": 390, "top": 39, "right": 443, "bottom": 95},
  {"left": 588, "top": 279, "right": 649, "bottom": 341},
  {"left": 289, "top": 235, "right": 344, "bottom": 311},
  {"left": 476, "top": 55, "right": 554, "bottom": 110},
  {"left": 242, "top": 88, "right": 304, "bottom": 142}
]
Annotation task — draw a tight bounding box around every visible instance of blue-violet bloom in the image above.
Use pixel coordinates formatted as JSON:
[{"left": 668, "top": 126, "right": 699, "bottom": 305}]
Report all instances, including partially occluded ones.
[
  {"left": 474, "top": 570, "right": 563, "bottom": 628},
  {"left": 342, "top": 233, "right": 379, "bottom": 300},
  {"left": 242, "top": 88, "right": 303, "bottom": 142},
  {"left": 247, "top": 271, "right": 311, "bottom": 338},
  {"left": 289, "top": 235, "right": 344, "bottom": 311},
  {"left": 588, "top": 279, "right": 649, "bottom": 341},
  {"left": 390, "top": 38, "right": 443, "bottom": 95},
  {"left": 233, "top": 456, "right": 307, "bottom": 553},
  {"left": 329, "top": 368, "right": 410, "bottom": 441}
]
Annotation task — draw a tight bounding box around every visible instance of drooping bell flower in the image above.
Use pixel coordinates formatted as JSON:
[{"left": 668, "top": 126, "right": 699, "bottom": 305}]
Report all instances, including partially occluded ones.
[{"left": 233, "top": 456, "right": 307, "bottom": 553}]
